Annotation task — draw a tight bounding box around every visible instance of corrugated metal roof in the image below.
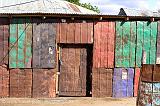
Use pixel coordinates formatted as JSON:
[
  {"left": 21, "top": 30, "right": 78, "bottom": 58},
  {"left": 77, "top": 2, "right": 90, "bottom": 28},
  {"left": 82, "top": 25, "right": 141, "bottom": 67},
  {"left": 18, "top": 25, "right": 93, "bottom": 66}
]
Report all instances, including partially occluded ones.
[
  {"left": 0, "top": 0, "right": 98, "bottom": 14},
  {"left": 119, "top": 8, "right": 160, "bottom": 17}
]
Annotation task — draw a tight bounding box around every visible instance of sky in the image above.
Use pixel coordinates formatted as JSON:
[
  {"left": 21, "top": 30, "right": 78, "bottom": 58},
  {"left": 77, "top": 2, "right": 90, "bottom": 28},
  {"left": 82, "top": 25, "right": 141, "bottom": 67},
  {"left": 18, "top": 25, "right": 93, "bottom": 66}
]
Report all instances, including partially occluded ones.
[{"left": 80, "top": 0, "right": 159, "bottom": 14}]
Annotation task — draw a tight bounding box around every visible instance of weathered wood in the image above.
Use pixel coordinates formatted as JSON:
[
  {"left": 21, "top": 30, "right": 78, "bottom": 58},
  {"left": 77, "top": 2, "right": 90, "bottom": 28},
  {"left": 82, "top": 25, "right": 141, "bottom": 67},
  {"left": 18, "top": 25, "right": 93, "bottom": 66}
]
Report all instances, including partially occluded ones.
[
  {"left": 157, "top": 21, "right": 160, "bottom": 64},
  {"left": 59, "top": 45, "right": 87, "bottom": 96},
  {"left": 32, "top": 69, "right": 56, "bottom": 98},
  {"left": 141, "top": 64, "right": 153, "bottom": 82},
  {"left": 10, "top": 69, "right": 32, "bottom": 97},
  {"left": 92, "top": 68, "right": 113, "bottom": 97},
  {"left": 0, "top": 65, "right": 9, "bottom": 97},
  {"left": 93, "top": 21, "right": 115, "bottom": 68},
  {"left": 9, "top": 18, "right": 32, "bottom": 68},
  {"left": 32, "top": 18, "right": 56, "bottom": 68}
]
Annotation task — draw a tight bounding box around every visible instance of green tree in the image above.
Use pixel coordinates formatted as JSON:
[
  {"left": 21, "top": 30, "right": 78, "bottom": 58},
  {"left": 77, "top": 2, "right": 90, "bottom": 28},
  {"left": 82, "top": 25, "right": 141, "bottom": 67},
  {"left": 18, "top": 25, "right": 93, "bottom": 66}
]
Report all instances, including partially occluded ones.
[{"left": 65, "top": 0, "right": 100, "bottom": 13}]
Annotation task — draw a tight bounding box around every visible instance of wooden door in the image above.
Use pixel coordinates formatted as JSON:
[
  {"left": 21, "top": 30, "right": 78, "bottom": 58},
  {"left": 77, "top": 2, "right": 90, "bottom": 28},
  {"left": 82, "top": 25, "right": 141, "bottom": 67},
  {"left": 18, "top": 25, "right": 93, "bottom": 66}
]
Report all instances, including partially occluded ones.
[{"left": 59, "top": 45, "right": 87, "bottom": 96}]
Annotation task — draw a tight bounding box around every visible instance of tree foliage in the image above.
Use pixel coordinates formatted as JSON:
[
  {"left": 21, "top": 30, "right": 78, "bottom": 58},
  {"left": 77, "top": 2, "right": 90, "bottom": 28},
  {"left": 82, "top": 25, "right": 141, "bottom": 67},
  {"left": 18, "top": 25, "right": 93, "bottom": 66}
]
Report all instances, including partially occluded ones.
[{"left": 65, "top": 0, "right": 100, "bottom": 13}]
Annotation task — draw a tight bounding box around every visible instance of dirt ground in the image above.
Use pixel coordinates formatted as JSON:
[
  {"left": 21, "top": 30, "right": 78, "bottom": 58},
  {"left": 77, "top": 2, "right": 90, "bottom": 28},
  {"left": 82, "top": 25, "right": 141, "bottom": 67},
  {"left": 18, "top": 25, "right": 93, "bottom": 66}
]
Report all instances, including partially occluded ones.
[{"left": 0, "top": 97, "right": 136, "bottom": 106}]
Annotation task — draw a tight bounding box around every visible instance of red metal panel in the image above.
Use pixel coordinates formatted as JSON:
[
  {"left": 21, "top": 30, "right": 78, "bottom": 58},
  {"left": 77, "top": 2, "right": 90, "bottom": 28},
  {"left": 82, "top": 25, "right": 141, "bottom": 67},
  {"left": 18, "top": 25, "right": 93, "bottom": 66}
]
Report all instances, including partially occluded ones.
[
  {"left": 0, "top": 18, "right": 9, "bottom": 65},
  {"left": 134, "top": 68, "right": 140, "bottom": 97},
  {"left": 60, "top": 23, "right": 67, "bottom": 43},
  {"left": 10, "top": 69, "right": 32, "bottom": 97},
  {"left": 81, "top": 22, "right": 88, "bottom": 43},
  {"left": 58, "top": 21, "right": 93, "bottom": 44},
  {"left": 0, "top": 65, "right": 9, "bottom": 97},
  {"left": 67, "top": 22, "right": 75, "bottom": 43},
  {"left": 93, "top": 21, "right": 115, "bottom": 68},
  {"left": 32, "top": 69, "right": 56, "bottom": 98}
]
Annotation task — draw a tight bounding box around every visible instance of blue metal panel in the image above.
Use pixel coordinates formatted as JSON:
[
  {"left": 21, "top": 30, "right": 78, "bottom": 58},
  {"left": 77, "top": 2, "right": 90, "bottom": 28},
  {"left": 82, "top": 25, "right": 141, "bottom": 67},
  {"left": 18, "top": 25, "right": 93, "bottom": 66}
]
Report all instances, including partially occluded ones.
[
  {"left": 113, "top": 68, "right": 134, "bottom": 98},
  {"left": 153, "top": 83, "right": 160, "bottom": 106},
  {"left": 127, "top": 68, "right": 134, "bottom": 97}
]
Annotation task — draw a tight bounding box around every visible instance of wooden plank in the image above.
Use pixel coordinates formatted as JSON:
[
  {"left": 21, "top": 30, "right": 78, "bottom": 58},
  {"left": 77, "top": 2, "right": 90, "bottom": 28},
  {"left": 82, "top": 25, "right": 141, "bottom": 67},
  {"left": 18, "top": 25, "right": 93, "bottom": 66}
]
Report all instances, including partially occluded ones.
[
  {"left": 87, "top": 22, "right": 93, "bottom": 43},
  {"left": 32, "top": 69, "right": 56, "bottom": 98},
  {"left": 136, "top": 21, "right": 144, "bottom": 67},
  {"left": 60, "top": 23, "right": 67, "bottom": 43},
  {"left": 127, "top": 68, "right": 134, "bottom": 97},
  {"left": 10, "top": 69, "right": 32, "bottom": 97}
]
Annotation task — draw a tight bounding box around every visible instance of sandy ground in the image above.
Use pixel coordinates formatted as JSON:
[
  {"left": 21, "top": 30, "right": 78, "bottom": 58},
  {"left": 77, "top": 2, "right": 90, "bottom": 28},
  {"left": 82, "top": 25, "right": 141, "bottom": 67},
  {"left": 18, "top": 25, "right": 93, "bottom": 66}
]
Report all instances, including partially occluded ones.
[{"left": 0, "top": 97, "right": 136, "bottom": 106}]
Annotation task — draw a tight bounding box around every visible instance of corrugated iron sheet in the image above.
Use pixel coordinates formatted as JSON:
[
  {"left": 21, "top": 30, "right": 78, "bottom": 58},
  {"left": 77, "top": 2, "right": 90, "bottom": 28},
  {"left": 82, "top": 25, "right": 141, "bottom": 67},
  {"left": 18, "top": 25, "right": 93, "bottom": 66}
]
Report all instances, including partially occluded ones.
[
  {"left": 32, "top": 69, "right": 56, "bottom": 98},
  {"left": 113, "top": 68, "right": 134, "bottom": 98},
  {"left": 0, "top": 18, "right": 9, "bottom": 65},
  {"left": 156, "top": 21, "right": 160, "bottom": 64},
  {"left": 10, "top": 69, "right": 32, "bottom": 98},
  {"left": 32, "top": 18, "right": 56, "bottom": 68},
  {"left": 9, "top": 18, "right": 32, "bottom": 68},
  {"left": 57, "top": 20, "right": 93, "bottom": 44},
  {"left": 0, "top": 65, "right": 9, "bottom": 97},
  {"left": 136, "top": 21, "right": 157, "bottom": 67},
  {"left": 115, "top": 21, "right": 136, "bottom": 67},
  {"left": 134, "top": 68, "right": 140, "bottom": 97},
  {"left": 92, "top": 68, "right": 113, "bottom": 97},
  {"left": 93, "top": 21, "right": 115, "bottom": 68},
  {"left": 0, "top": 0, "right": 97, "bottom": 14}
]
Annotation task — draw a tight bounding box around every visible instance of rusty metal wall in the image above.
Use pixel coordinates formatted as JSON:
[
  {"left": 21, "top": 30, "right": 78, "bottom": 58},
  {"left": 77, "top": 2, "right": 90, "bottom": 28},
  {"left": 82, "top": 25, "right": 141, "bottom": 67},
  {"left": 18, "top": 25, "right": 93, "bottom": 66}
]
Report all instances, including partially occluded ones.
[
  {"left": 32, "top": 18, "right": 57, "bottom": 68},
  {"left": 0, "top": 65, "right": 9, "bottom": 97},
  {"left": 93, "top": 21, "right": 115, "bottom": 68},
  {"left": 57, "top": 20, "right": 93, "bottom": 44},
  {"left": 92, "top": 68, "right": 113, "bottom": 97},
  {"left": 10, "top": 69, "right": 32, "bottom": 98},
  {"left": 0, "top": 18, "right": 9, "bottom": 65},
  {"left": 32, "top": 69, "right": 56, "bottom": 98}
]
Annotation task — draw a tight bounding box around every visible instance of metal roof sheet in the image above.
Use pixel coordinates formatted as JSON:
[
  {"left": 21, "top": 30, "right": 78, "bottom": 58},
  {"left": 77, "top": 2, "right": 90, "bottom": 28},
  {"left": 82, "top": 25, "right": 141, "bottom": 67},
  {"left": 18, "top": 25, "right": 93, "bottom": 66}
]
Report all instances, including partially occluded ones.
[
  {"left": 0, "top": 0, "right": 98, "bottom": 14},
  {"left": 119, "top": 8, "right": 160, "bottom": 17}
]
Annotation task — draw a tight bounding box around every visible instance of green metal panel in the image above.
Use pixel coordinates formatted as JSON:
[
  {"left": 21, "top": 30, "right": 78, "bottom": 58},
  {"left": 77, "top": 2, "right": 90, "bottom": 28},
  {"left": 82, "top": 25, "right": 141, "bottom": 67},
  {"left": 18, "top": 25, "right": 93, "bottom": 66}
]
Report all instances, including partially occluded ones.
[
  {"left": 136, "top": 21, "right": 144, "bottom": 67},
  {"left": 9, "top": 18, "right": 32, "bottom": 68},
  {"left": 122, "top": 22, "right": 130, "bottom": 67},
  {"left": 115, "top": 21, "right": 136, "bottom": 67},
  {"left": 150, "top": 22, "right": 157, "bottom": 64},
  {"left": 9, "top": 19, "right": 17, "bottom": 68},
  {"left": 115, "top": 22, "right": 123, "bottom": 67},
  {"left": 143, "top": 22, "right": 151, "bottom": 64},
  {"left": 136, "top": 21, "right": 157, "bottom": 67},
  {"left": 130, "top": 22, "right": 136, "bottom": 67}
]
